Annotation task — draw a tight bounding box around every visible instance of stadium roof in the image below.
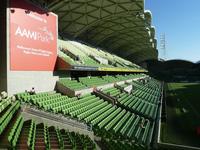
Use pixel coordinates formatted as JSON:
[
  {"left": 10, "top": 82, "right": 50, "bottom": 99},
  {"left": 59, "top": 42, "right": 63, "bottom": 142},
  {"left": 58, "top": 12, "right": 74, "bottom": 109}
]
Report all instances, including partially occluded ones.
[{"left": 36, "top": 0, "right": 158, "bottom": 63}]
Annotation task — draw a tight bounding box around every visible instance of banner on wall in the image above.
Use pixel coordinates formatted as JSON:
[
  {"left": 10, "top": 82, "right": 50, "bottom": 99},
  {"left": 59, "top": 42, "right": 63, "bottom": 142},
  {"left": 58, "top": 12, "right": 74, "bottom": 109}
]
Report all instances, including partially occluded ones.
[{"left": 9, "top": 0, "right": 57, "bottom": 71}]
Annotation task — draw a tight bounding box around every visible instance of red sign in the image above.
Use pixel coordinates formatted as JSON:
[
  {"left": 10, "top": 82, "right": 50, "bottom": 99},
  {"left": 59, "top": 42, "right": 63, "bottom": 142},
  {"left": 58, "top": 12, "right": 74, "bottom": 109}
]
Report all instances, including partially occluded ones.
[{"left": 9, "top": 0, "right": 57, "bottom": 71}]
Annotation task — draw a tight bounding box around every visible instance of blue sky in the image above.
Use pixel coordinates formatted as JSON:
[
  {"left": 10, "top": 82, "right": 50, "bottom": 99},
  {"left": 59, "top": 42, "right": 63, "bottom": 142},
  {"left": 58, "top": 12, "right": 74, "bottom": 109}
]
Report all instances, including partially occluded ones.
[{"left": 146, "top": 0, "right": 200, "bottom": 62}]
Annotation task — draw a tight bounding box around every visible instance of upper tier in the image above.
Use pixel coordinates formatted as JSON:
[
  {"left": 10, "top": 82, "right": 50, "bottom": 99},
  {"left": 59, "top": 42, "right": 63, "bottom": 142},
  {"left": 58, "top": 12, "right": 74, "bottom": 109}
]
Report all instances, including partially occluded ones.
[{"left": 57, "top": 39, "right": 147, "bottom": 73}]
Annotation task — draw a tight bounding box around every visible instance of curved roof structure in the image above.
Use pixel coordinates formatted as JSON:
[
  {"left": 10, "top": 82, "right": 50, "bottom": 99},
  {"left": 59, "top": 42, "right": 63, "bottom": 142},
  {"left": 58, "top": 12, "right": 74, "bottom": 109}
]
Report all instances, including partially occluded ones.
[{"left": 37, "top": 0, "right": 158, "bottom": 63}]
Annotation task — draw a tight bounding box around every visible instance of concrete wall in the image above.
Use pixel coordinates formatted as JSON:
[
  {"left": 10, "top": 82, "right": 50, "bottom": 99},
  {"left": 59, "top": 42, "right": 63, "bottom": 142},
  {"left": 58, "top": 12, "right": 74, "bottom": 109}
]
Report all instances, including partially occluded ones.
[{"left": 7, "top": 71, "right": 59, "bottom": 95}]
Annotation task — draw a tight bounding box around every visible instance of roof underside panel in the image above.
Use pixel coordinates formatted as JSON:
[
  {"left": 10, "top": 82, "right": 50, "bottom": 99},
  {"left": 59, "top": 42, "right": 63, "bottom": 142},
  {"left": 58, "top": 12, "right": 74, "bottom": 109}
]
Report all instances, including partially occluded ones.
[{"left": 40, "top": 0, "right": 158, "bottom": 63}]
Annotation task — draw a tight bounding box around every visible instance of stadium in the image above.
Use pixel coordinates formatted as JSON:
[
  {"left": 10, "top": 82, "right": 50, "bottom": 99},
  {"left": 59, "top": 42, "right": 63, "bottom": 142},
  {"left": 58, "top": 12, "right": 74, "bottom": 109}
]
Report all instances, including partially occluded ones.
[{"left": 0, "top": 0, "right": 199, "bottom": 150}]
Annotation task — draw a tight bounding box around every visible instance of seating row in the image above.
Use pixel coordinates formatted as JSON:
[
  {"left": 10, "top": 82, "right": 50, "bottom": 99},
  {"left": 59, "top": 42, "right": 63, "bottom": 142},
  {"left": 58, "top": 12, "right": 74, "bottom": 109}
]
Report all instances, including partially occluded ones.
[{"left": 58, "top": 74, "right": 146, "bottom": 91}]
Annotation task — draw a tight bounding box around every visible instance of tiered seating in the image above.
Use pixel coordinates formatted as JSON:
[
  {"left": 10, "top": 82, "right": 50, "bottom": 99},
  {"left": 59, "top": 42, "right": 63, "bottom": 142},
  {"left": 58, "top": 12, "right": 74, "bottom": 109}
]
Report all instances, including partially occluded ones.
[
  {"left": 117, "top": 93, "right": 158, "bottom": 120},
  {"left": 59, "top": 40, "right": 104, "bottom": 67},
  {"left": 15, "top": 92, "right": 30, "bottom": 101},
  {"left": 82, "top": 56, "right": 101, "bottom": 67},
  {"left": 58, "top": 39, "right": 143, "bottom": 70},
  {"left": 15, "top": 76, "right": 159, "bottom": 148},
  {"left": 132, "top": 90, "right": 160, "bottom": 104},
  {"left": 0, "top": 101, "right": 20, "bottom": 134},
  {"left": 0, "top": 113, "right": 95, "bottom": 150},
  {"left": 129, "top": 74, "right": 146, "bottom": 79},
  {"left": 19, "top": 93, "right": 79, "bottom": 113},
  {"left": 145, "top": 79, "right": 162, "bottom": 91},
  {"left": 96, "top": 78, "right": 161, "bottom": 120},
  {"left": 57, "top": 74, "right": 147, "bottom": 92},
  {"left": 116, "top": 75, "right": 130, "bottom": 81},
  {"left": 8, "top": 115, "right": 24, "bottom": 147},
  {"left": 0, "top": 101, "right": 21, "bottom": 149},
  {"left": 133, "top": 80, "right": 161, "bottom": 103},
  {"left": 59, "top": 50, "right": 77, "bottom": 65},
  {"left": 59, "top": 129, "right": 95, "bottom": 150},
  {"left": 79, "top": 77, "right": 108, "bottom": 87},
  {"left": 15, "top": 121, "right": 95, "bottom": 150},
  {"left": 0, "top": 98, "right": 11, "bottom": 113},
  {"left": 102, "top": 74, "right": 146, "bottom": 83},
  {"left": 102, "top": 88, "right": 121, "bottom": 97},
  {"left": 19, "top": 93, "right": 153, "bottom": 147},
  {"left": 16, "top": 91, "right": 50, "bottom": 103},
  {"left": 64, "top": 96, "right": 153, "bottom": 146},
  {"left": 44, "top": 125, "right": 51, "bottom": 149},
  {"left": 59, "top": 78, "right": 87, "bottom": 90},
  {"left": 27, "top": 120, "right": 36, "bottom": 149},
  {"left": 113, "top": 74, "right": 137, "bottom": 81},
  {"left": 102, "top": 75, "right": 120, "bottom": 82}
]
